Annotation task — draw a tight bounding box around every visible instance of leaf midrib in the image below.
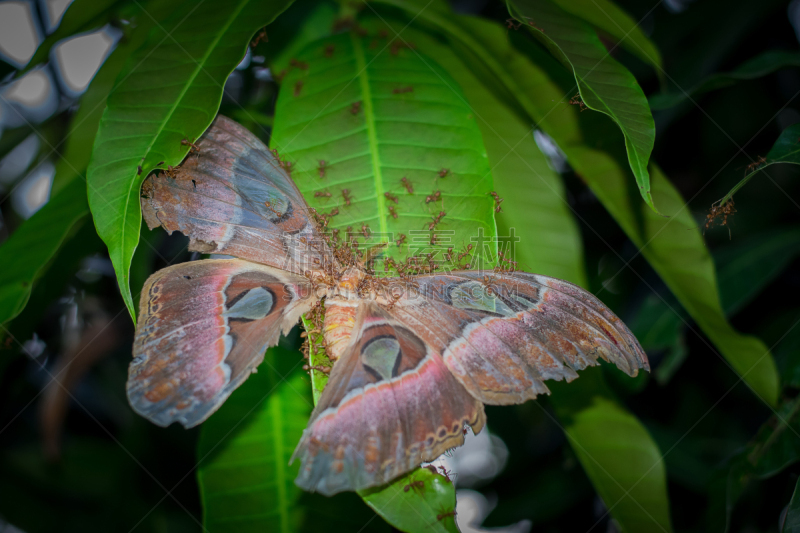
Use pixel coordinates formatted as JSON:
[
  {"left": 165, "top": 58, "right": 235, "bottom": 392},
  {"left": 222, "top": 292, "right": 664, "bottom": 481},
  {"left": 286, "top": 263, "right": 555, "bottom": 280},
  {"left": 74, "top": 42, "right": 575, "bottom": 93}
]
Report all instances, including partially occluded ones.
[{"left": 351, "top": 33, "right": 389, "bottom": 238}]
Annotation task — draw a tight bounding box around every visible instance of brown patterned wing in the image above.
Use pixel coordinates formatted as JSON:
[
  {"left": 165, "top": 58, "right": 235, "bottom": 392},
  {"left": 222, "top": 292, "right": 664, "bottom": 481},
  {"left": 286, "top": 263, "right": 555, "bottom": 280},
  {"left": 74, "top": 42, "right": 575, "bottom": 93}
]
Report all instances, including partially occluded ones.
[
  {"left": 141, "top": 115, "right": 332, "bottom": 275},
  {"left": 292, "top": 301, "right": 485, "bottom": 495},
  {"left": 387, "top": 270, "right": 648, "bottom": 405},
  {"left": 129, "top": 259, "right": 316, "bottom": 427}
]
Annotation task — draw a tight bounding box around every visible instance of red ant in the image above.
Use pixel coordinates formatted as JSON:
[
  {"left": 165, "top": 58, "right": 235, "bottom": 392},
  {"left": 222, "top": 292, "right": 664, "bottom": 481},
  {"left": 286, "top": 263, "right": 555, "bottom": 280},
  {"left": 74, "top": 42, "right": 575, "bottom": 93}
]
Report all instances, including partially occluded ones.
[
  {"left": 392, "top": 86, "right": 413, "bottom": 94},
  {"left": 489, "top": 191, "right": 504, "bottom": 213},
  {"left": 704, "top": 199, "right": 736, "bottom": 239},
  {"left": 743, "top": 156, "right": 767, "bottom": 175},
  {"left": 324, "top": 44, "right": 335, "bottom": 58},
  {"left": 401, "top": 177, "right": 414, "bottom": 194},
  {"left": 403, "top": 480, "right": 425, "bottom": 492},
  {"left": 314, "top": 191, "right": 331, "bottom": 198},
  {"left": 425, "top": 190, "right": 441, "bottom": 204},
  {"left": 342, "top": 189, "right": 353, "bottom": 206},
  {"left": 427, "top": 211, "right": 446, "bottom": 231},
  {"left": 506, "top": 18, "right": 521, "bottom": 30},
  {"left": 294, "top": 80, "right": 303, "bottom": 96},
  {"left": 289, "top": 58, "right": 308, "bottom": 70},
  {"left": 318, "top": 160, "right": 327, "bottom": 178},
  {"left": 396, "top": 233, "right": 407, "bottom": 246},
  {"left": 384, "top": 192, "right": 398, "bottom": 204},
  {"left": 361, "top": 224, "right": 371, "bottom": 239},
  {"left": 569, "top": 93, "right": 587, "bottom": 111},
  {"left": 250, "top": 28, "right": 267, "bottom": 47},
  {"left": 438, "top": 168, "right": 449, "bottom": 178},
  {"left": 181, "top": 138, "right": 199, "bottom": 152},
  {"left": 388, "top": 205, "right": 398, "bottom": 219},
  {"left": 350, "top": 101, "right": 362, "bottom": 115}
]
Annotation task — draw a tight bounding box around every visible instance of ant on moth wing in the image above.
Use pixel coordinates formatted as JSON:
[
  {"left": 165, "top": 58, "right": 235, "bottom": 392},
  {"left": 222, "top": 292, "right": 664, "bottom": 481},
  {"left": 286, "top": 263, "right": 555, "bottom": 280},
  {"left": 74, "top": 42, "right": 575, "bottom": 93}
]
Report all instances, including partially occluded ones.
[
  {"left": 384, "top": 192, "right": 399, "bottom": 204},
  {"left": 401, "top": 177, "right": 414, "bottom": 194},
  {"left": 704, "top": 199, "right": 737, "bottom": 239}
]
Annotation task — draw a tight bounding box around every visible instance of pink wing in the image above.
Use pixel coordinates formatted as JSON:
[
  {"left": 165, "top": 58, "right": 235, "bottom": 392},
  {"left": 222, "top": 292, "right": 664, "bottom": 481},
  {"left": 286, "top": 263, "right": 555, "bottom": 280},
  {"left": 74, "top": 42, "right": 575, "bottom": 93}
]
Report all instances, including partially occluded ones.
[
  {"left": 141, "top": 115, "right": 333, "bottom": 275},
  {"left": 129, "top": 259, "right": 316, "bottom": 427},
  {"left": 292, "top": 301, "right": 485, "bottom": 495},
  {"left": 387, "top": 270, "right": 648, "bottom": 404}
]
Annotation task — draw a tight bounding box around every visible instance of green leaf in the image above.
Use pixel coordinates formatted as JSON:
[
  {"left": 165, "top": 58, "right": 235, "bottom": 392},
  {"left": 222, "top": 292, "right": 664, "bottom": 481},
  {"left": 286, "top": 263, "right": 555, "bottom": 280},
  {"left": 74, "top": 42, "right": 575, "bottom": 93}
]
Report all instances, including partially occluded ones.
[
  {"left": 550, "top": 369, "right": 672, "bottom": 532},
  {"left": 784, "top": 477, "right": 800, "bottom": 532},
  {"left": 509, "top": 0, "right": 658, "bottom": 211},
  {"left": 718, "top": 122, "right": 800, "bottom": 206},
  {"left": 270, "top": 29, "right": 498, "bottom": 531},
  {"left": 359, "top": 468, "right": 458, "bottom": 533},
  {"left": 20, "top": 0, "right": 124, "bottom": 76},
  {"left": 0, "top": 179, "right": 87, "bottom": 325},
  {"left": 549, "top": 0, "right": 663, "bottom": 71},
  {"left": 368, "top": 16, "right": 671, "bottom": 532},
  {"left": 631, "top": 226, "right": 800, "bottom": 383},
  {"left": 649, "top": 50, "right": 800, "bottom": 110},
  {"left": 86, "top": 0, "right": 295, "bottom": 322},
  {"left": 0, "top": 0, "right": 176, "bottom": 326},
  {"left": 197, "top": 346, "right": 308, "bottom": 532},
  {"left": 270, "top": 31, "right": 496, "bottom": 261}
]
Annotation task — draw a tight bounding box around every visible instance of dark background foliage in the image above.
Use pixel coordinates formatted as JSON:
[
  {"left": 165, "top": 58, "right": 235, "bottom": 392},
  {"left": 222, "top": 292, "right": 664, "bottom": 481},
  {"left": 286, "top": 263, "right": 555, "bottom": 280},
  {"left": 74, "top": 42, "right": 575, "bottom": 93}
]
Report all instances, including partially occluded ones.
[{"left": 1, "top": 0, "right": 800, "bottom": 531}]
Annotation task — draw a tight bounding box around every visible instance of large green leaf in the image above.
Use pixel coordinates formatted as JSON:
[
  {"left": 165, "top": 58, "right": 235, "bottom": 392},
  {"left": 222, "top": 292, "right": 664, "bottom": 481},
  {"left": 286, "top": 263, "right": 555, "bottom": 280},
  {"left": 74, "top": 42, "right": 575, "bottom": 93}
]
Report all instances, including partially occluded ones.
[
  {"left": 0, "top": 0, "right": 176, "bottom": 326},
  {"left": 86, "top": 0, "right": 295, "bottom": 321},
  {"left": 631, "top": 226, "right": 800, "bottom": 384},
  {"left": 509, "top": 0, "right": 658, "bottom": 211},
  {"left": 427, "top": 12, "right": 779, "bottom": 405},
  {"left": 650, "top": 50, "right": 800, "bottom": 110},
  {"left": 718, "top": 122, "right": 800, "bottom": 205},
  {"left": 270, "top": 29, "right": 494, "bottom": 531},
  {"left": 550, "top": 0, "right": 662, "bottom": 71}
]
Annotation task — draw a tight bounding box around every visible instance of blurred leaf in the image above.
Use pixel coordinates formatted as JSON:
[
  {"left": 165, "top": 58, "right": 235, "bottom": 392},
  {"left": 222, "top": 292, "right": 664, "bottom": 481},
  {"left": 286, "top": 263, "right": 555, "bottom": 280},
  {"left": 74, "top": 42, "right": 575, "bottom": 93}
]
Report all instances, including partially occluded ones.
[
  {"left": 632, "top": 226, "right": 800, "bottom": 383},
  {"left": 389, "top": 17, "right": 671, "bottom": 532},
  {"left": 509, "top": 0, "right": 658, "bottom": 211},
  {"left": 784, "top": 477, "right": 800, "bottom": 532},
  {"left": 0, "top": 0, "right": 176, "bottom": 327},
  {"left": 360, "top": 468, "right": 458, "bottom": 533},
  {"left": 551, "top": 368, "right": 673, "bottom": 532},
  {"left": 649, "top": 50, "right": 800, "bottom": 110},
  {"left": 719, "top": 122, "right": 800, "bottom": 205},
  {"left": 550, "top": 0, "right": 663, "bottom": 71},
  {"left": 0, "top": 178, "right": 88, "bottom": 325},
  {"left": 20, "top": 0, "right": 124, "bottom": 76},
  {"left": 86, "top": 0, "right": 295, "bottom": 321}
]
